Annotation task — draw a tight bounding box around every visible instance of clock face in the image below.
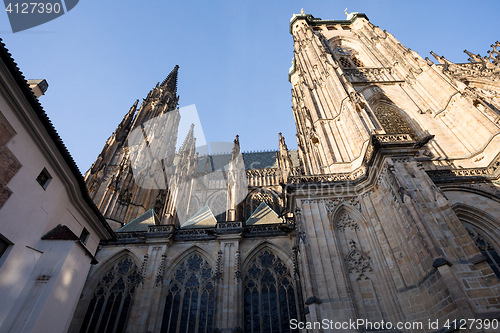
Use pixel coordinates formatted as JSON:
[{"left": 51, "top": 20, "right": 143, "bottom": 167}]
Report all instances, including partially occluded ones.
[{"left": 332, "top": 46, "right": 356, "bottom": 55}]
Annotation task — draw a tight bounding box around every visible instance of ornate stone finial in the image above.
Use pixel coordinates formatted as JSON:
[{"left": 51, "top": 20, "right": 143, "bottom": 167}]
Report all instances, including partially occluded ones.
[{"left": 301, "top": 8, "right": 305, "bottom": 15}]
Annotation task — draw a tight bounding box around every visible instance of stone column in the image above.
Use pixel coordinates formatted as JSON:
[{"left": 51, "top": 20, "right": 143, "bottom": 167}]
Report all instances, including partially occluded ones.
[{"left": 215, "top": 234, "right": 243, "bottom": 333}]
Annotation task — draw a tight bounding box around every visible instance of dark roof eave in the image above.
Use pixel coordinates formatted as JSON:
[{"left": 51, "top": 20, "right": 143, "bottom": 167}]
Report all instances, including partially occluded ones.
[{"left": 0, "top": 38, "right": 116, "bottom": 241}]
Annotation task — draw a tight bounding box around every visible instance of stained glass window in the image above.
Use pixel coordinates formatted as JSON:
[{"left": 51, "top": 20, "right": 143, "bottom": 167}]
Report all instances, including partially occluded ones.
[
  {"left": 79, "top": 257, "right": 141, "bottom": 333},
  {"left": 244, "top": 250, "right": 298, "bottom": 333},
  {"left": 161, "top": 253, "right": 215, "bottom": 333}
]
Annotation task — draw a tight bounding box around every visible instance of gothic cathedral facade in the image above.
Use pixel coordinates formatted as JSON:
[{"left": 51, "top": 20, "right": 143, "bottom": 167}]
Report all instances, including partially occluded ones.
[{"left": 70, "top": 12, "right": 500, "bottom": 333}]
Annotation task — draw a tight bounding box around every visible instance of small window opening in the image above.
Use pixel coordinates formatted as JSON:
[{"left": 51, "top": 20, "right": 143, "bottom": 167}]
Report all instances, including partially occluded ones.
[
  {"left": 36, "top": 168, "right": 52, "bottom": 190},
  {"left": 312, "top": 26, "right": 322, "bottom": 31},
  {"left": 342, "top": 26, "right": 351, "bottom": 30},
  {"left": 326, "top": 26, "right": 336, "bottom": 30},
  {"left": 80, "top": 228, "right": 90, "bottom": 245}
]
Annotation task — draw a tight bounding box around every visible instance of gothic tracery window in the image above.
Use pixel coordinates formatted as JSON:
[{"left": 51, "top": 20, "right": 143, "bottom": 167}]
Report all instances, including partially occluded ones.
[
  {"left": 161, "top": 253, "right": 215, "bottom": 333},
  {"left": 209, "top": 192, "right": 227, "bottom": 222},
  {"left": 245, "top": 191, "right": 279, "bottom": 220},
  {"left": 244, "top": 250, "right": 299, "bottom": 333},
  {"left": 373, "top": 104, "right": 416, "bottom": 137},
  {"left": 79, "top": 257, "right": 141, "bottom": 333}
]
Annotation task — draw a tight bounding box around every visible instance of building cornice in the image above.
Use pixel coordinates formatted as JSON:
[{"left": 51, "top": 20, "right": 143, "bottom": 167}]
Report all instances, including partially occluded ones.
[{"left": 289, "top": 12, "right": 369, "bottom": 34}]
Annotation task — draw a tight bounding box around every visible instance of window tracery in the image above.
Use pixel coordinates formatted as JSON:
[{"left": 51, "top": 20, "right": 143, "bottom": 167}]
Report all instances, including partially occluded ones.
[
  {"left": 209, "top": 192, "right": 227, "bottom": 222},
  {"left": 244, "top": 250, "right": 299, "bottom": 333},
  {"left": 245, "top": 191, "right": 279, "bottom": 220},
  {"left": 161, "top": 253, "right": 215, "bottom": 333},
  {"left": 373, "top": 104, "right": 416, "bottom": 137},
  {"left": 79, "top": 257, "right": 141, "bottom": 333}
]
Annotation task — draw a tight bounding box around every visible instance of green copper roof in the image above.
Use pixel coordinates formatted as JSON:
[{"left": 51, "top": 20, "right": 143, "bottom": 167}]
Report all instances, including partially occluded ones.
[
  {"left": 116, "top": 209, "right": 160, "bottom": 232},
  {"left": 246, "top": 201, "right": 283, "bottom": 226},
  {"left": 289, "top": 12, "right": 369, "bottom": 34},
  {"left": 181, "top": 205, "right": 217, "bottom": 229}
]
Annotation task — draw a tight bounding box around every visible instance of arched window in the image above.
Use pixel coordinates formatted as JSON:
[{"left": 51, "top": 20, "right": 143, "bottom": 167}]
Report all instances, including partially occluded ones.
[
  {"left": 373, "top": 103, "right": 416, "bottom": 137},
  {"left": 79, "top": 257, "right": 141, "bottom": 333},
  {"left": 466, "top": 226, "right": 500, "bottom": 278},
  {"left": 244, "top": 250, "right": 299, "bottom": 333},
  {"left": 161, "top": 253, "right": 215, "bottom": 333},
  {"left": 245, "top": 191, "right": 279, "bottom": 220},
  {"left": 209, "top": 192, "right": 227, "bottom": 222}
]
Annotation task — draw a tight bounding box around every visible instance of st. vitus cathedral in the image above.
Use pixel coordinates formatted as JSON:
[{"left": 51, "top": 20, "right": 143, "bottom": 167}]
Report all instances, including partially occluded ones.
[{"left": 70, "top": 11, "right": 500, "bottom": 333}]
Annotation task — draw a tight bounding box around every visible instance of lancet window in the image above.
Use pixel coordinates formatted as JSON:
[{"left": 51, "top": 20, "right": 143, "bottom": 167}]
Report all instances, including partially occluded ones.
[
  {"left": 209, "top": 192, "right": 227, "bottom": 222},
  {"left": 244, "top": 250, "right": 299, "bottom": 333},
  {"left": 79, "top": 257, "right": 141, "bottom": 333},
  {"left": 161, "top": 253, "right": 215, "bottom": 333}
]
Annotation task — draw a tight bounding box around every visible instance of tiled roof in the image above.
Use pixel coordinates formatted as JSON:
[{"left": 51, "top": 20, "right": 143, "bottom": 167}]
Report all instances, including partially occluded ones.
[{"left": 41, "top": 224, "right": 79, "bottom": 240}]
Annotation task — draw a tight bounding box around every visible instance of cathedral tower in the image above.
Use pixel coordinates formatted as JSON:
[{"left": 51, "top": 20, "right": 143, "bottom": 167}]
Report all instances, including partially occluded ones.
[
  {"left": 71, "top": 11, "right": 500, "bottom": 333},
  {"left": 288, "top": 11, "right": 500, "bottom": 329},
  {"left": 84, "top": 66, "right": 181, "bottom": 229}
]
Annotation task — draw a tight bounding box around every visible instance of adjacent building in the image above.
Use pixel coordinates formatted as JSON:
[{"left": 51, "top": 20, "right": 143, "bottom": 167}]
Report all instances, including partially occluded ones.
[{"left": 0, "top": 40, "right": 115, "bottom": 333}]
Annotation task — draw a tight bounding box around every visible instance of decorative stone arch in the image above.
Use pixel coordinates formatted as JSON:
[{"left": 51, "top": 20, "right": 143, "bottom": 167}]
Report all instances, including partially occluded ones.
[
  {"left": 452, "top": 203, "right": 500, "bottom": 277},
  {"left": 367, "top": 95, "right": 420, "bottom": 138},
  {"left": 206, "top": 190, "right": 228, "bottom": 222},
  {"left": 330, "top": 205, "right": 384, "bottom": 322},
  {"left": 329, "top": 202, "right": 368, "bottom": 232},
  {"left": 70, "top": 249, "right": 142, "bottom": 333},
  {"left": 327, "top": 36, "right": 376, "bottom": 68},
  {"left": 158, "top": 246, "right": 217, "bottom": 333},
  {"left": 244, "top": 188, "right": 281, "bottom": 221},
  {"left": 241, "top": 242, "right": 300, "bottom": 333}
]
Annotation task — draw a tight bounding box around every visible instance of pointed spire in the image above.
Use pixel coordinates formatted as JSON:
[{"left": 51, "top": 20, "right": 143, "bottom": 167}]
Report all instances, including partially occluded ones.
[
  {"left": 179, "top": 123, "right": 195, "bottom": 152},
  {"left": 115, "top": 99, "right": 139, "bottom": 142},
  {"left": 161, "top": 65, "right": 179, "bottom": 93}
]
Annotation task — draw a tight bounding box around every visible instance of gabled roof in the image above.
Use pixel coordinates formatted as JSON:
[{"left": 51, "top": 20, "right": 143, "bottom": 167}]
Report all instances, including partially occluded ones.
[
  {"left": 181, "top": 205, "right": 217, "bottom": 229},
  {"left": 117, "top": 209, "right": 160, "bottom": 232},
  {"left": 0, "top": 39, "right": 115, "bottom": 240},
  {"left": 246, "top": 201, "right": 283, "bottom": 225}
]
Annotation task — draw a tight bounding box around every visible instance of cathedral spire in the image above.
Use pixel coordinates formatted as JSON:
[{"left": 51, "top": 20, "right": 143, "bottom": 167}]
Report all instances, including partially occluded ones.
[{"left": 161, "top": 65, "right": 179, "bottom": 94}]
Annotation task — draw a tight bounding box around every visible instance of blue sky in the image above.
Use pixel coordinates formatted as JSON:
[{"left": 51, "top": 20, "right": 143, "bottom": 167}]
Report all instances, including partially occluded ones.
[{"left": 1, "top": 0, "right": 499, "bottom": 171}]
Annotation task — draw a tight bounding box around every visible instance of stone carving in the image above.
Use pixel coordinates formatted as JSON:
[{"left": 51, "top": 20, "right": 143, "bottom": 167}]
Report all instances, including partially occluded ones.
[
  {"left": 336, "top": 212, "right": 360, "bottom": 232},
  {"left": 344, "top": 67, "right": 403, "bottom": 84},
  {"left": 215, "top": 250, "right": 223, "bottom": 282},
  {"left": 155, "top": 253, "right": 166, "bottom": 287},
  {"left": 234, "top": 250, "right": 242, "bottom": 282},
  {"left": 346, "top": 240, "right": 372, "bottom": 279},
  {"left": 140, "top": 254, "right": 148, "bottom": 285},
  {"left": 324, "top": 196, "right": 362, "bottom": 213},
  {"left": 427, "top": 154, "right": 500, "bottom": 181}
]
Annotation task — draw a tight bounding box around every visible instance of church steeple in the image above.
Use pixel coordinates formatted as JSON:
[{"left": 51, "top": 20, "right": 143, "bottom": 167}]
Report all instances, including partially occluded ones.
[
  {"left": 130, "top": 65, "right": 180, "bottom": 129},
  {"left": 161, "top": 65, "right": 179, "bottom": 94}
]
